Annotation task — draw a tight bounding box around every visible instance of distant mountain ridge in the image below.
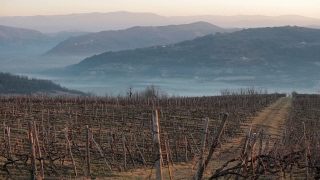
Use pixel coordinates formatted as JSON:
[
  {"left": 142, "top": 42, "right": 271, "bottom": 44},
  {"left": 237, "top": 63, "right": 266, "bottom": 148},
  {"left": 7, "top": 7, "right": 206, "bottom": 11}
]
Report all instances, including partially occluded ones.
[
  {"left": 1, "top": 12, "right": 320, "bottom": 33},
  {"left": 171, "top": 14, "right": 320, "bottom": 28},
  {"left": 0, "top": 25, "right": 54, "bottom": 51},
  {"left": 45, "top": 30, "right": 91, "bottom": 43},
  {"left": 45, "top": 22, "right": 236, "bottom": 56},
  {"left": 0, "top": 12, "right": 169, "bottom": 33},
  {"left": 60, "top": 26, "right": 320, "bottom": 89}
]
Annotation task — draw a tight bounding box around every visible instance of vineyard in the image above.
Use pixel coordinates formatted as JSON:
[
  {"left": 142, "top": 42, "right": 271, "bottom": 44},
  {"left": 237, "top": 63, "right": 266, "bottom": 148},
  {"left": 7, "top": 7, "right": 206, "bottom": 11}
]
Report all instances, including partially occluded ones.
[
  {"left": 0, "top": 91, "right": 319, "bottom": 179},
  {"left": 205, "top": 93, "right": 320, "bottom": 179}
]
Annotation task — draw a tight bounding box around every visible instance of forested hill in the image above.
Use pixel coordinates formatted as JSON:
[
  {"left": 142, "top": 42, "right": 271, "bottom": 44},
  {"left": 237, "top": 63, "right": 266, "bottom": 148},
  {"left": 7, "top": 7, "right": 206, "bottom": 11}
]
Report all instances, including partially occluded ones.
[
  {"left": 66, "top": 26, "right": 320, "bottom": 74},
  {"left": 0, "top": 72, "right": 85, "bottom": 96},
  {"left": 45, "top": 22, "right": 236, "bottom": 56},
  {"left": 59, "top": 26, "right": 320, "bottom": 89}
]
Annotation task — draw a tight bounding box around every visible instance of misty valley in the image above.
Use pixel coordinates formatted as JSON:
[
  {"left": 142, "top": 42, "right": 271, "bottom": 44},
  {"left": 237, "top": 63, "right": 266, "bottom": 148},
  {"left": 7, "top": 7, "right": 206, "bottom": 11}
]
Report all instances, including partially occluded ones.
[
  {"left": 1, "top": 18, "right": 320, "bottom": 96},
  {"left": 2, "top": 11, "right": 320, "bottom": 180}
]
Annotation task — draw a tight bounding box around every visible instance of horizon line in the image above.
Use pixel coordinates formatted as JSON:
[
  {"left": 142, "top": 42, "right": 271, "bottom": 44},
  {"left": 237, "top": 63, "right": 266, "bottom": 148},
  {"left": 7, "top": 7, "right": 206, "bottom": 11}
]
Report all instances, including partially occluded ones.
[{"left": 1, "top": 11, "right": 319, "bottom": 20}]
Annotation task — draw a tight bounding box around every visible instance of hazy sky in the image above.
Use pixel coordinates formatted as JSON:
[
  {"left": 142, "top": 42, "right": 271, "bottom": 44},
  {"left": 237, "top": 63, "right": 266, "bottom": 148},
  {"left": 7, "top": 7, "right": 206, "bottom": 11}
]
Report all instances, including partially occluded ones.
[{"left": 1, "top": 0, "right": 320, "bottom": 18}]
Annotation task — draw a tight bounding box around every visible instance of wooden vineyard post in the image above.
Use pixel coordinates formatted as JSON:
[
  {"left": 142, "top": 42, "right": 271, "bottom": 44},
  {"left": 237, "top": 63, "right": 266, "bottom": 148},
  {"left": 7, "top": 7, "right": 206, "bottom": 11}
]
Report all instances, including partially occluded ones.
[
  {"left": 197, "top": 113, "right": 228, "bottom": 180},
  {"left": 124, "top": 137, "right": 136, "bottom": 168},
  {"left": 64, "top": 128, "right": 77, "bottom": 177},
  {"left": 191, "top": 133, "right": 200, "bottom": 154},
  {"left": 86, "top": 125, "right": 91, "bottom": 176},
  {"left": 185, "top": 135, "right": 188, "bottom": 162},
  {"left": 152, "top": 110, "right": 163, "bottom": 180},
  {"left": 122, "top": 132, "right": 127, "bottom": 170},
  {"left": 302, "top": 122, "right": 308, "bottom": 179},
  {"left": 255, "top": 129, "right": 264, "bottom": 176},
  {"left": 3, "top": 113, "right": 6, "bottom": 141},
  {"left": 242, "top": 125, "right": 252, "bottom": 156},
  {"left": 134, "top": 135, "right": 148, "bottom": 168},
  {"left": 263, "top": 135, "right": 270, "bottom": 154},
  {"left": 196, "top": 117, "right": 209, "bottom": 180},
  {"left": 32, "top": 121, "right": 44, "bottom": 178},
  {"left": 28, "top": 122, "right": 38, "bottom": 180},
  {"left": 165, "top": 139, "right": 173, "bottom": 180},
  {"left": 235, "top": 125, "right": 252, "bottom": 180},
  {"left": 6, "top": 126, "right": 11, "bottom": 160},
  {"left": 91, "top": 133, "right": 112, "bottom": 171},
  {"left": 53, "top": 126, "right": 57, "bottom": 152},
  {"left": 41, "top": 111, "right": 46, "bottom": 149}
]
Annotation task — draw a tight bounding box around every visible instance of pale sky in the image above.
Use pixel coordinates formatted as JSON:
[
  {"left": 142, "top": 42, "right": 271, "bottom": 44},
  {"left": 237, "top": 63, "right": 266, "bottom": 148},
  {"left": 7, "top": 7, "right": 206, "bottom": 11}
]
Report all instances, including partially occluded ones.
[{"left": 1, "top": 0, "right": 320, "bottom": 18}]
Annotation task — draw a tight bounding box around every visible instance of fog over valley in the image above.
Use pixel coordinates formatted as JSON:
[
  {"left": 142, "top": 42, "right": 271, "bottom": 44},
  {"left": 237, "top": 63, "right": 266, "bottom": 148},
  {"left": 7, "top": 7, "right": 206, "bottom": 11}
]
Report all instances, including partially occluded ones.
[{"left": 1, "top": 12, "right": 320, "bottom": 96}]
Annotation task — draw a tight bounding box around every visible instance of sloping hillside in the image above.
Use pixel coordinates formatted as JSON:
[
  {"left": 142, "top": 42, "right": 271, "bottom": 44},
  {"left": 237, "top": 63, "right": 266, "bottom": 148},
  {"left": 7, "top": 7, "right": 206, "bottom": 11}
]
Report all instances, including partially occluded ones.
[
  {"left": 45, "top": 30, "right": 91, "bottom": 43},
  {"left": 0, "top": 25, "right": 54, "bottom": 51},
  {"left": 67, "top": 26, "right": 320, "bottom": 70},
  {"left": 0, "top": 72, "right": 85, "bottom": 96},
  {"left": 45, "top": 22, "right": 235, "bottom": 56},
  {"left": 60, "top": 26, "right": 320, "bottom": 89}
]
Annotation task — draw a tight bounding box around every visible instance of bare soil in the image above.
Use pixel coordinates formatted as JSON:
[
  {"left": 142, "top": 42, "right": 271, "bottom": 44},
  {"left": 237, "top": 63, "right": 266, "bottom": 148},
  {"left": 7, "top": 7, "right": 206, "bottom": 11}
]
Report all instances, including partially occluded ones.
[{"left": 251, "top": 97, "right": 291, "bottom": 141}]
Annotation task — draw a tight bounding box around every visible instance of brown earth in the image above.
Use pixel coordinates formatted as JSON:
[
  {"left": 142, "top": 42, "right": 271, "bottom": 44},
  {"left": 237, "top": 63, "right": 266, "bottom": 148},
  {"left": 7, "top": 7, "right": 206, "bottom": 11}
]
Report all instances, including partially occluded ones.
[{"left": 251, "top": 97, "right": 291, "bottom": 141}]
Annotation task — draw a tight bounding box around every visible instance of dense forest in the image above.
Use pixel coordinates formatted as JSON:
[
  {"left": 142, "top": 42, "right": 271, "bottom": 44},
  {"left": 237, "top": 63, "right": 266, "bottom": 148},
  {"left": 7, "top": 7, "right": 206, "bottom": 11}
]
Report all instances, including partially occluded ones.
[{"left": 0, "top": 72, "right": 85, "bottom": 95}]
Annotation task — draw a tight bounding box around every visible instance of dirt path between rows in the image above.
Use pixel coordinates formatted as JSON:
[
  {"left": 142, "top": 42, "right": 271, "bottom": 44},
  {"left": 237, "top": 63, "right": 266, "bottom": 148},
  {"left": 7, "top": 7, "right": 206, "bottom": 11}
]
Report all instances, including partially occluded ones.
[
  {"left": 251, "top": 97, "right": 291, "bottom": 139},
  {"left": 199, "top": 97, "right": 292, "bottom": 178},
  {"left": 213, "top": 97, "right": 291, "bottom": 156}
]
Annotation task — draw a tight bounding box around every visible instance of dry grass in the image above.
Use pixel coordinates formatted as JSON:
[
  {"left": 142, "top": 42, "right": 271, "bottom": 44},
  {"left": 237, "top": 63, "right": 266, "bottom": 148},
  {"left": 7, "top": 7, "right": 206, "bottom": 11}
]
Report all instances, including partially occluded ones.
[
  {"left": 251, "top": 97, "right": 291, "bottom": 141},
  {"left": 98, "top": 162, "right": 195, "bottom": 180}
]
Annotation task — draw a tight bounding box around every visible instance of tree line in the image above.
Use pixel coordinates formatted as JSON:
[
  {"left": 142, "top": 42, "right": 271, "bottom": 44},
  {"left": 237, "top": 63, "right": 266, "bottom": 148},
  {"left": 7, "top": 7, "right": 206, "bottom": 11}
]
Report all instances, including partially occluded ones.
[{"left": 0, "top": 72, "right": 84, "bottom": 95}]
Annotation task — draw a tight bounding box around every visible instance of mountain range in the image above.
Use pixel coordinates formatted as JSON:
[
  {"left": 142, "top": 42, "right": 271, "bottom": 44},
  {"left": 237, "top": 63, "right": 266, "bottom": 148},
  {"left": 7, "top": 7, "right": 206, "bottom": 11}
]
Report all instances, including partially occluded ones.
[
  {"left": 0, "top": 25, "right": 91, "bottom": 52},
  {"left": 1, "top": 12, "right": 320, "bottom": 33},
  {"left": 0, "top": 25, "right": 54, "bottom": 52},
  {"left": 45, "top": 22, "right": 237, "bottom": 56},
  {"left": 60, "top": 26, "right": 320, "bottom": 89}
]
